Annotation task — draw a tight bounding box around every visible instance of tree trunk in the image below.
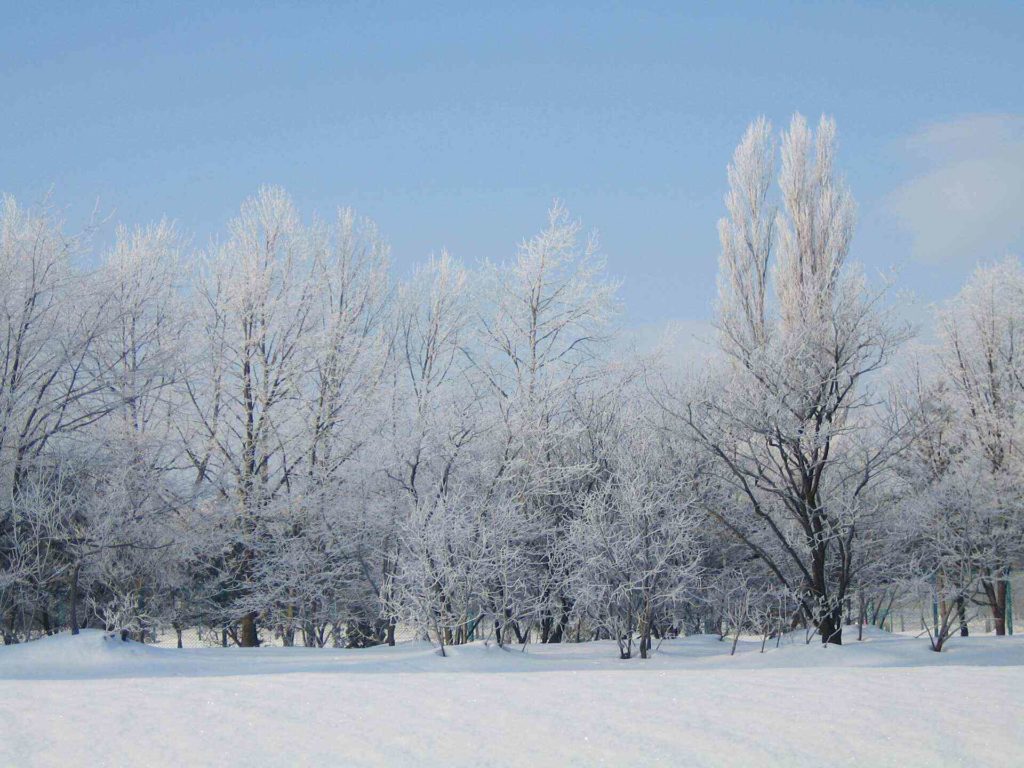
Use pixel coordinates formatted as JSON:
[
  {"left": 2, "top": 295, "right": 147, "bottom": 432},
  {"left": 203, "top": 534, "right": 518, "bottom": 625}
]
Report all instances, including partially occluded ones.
[
  {"left": 548, "top": 621, "right": 564, "bottom": 644},
  {"left": 282, "top": 604, "right": 295, "bottom": 647},
  {"left": 857, "top": 592, "right": 865, "bottom": 642},
  {"left": 639, "top": 618, "right": 651, "bottom": 659},
  {"left": 502, "top": 609, "right": 525, "bottom": 644},
  {"left": 957, "top": 596, "right": 968, "bottom": 637},
  {"left": 983, "top": 579, "right": 1007, "bottom": 635},
  {"left": 40, "top": 608, "right": 52, "bottom": 636},
  {"left": 618, "top": 628, "right": 632, "bottom": 659},
  {"left": 995, "top": 579, "right": 1008, "bottom": 636},
  {"left": 69, "top": 565, "right": 81, "bottom": 635},
  {"left": 239, "top": 612, "right": 258, "bottom": 647},
  {"left": 550, "top": 599, "right": 571, "bottom": 644},
  {"left": 638, "top": 600, "right": 654, "bottom": 659},
  {"left": 302, "top": 620, "right": 316, "bottom": 647},
  {"left": 3, "top": 607, "right": 16, "bottom": 645},
  {"left": 818, "top": 607, "right": 843, "bottom": 645}
]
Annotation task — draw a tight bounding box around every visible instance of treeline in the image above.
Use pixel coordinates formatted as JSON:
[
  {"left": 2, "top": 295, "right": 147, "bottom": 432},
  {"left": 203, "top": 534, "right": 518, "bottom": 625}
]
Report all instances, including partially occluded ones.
[{"left": 1, "top": 114, "right": 1020, "bottom": 656}]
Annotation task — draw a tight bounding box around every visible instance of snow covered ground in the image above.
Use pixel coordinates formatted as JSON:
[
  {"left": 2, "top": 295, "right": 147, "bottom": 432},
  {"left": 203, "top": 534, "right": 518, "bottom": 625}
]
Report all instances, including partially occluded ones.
[{"left": 2, "top": 628, "right": 1022, "bottom": 767}]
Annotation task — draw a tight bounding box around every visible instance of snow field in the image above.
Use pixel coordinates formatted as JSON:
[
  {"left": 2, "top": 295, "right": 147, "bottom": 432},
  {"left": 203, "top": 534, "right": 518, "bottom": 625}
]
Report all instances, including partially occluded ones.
[{"left": 2, "top": 628, "right": 1022, "bottom": 767}]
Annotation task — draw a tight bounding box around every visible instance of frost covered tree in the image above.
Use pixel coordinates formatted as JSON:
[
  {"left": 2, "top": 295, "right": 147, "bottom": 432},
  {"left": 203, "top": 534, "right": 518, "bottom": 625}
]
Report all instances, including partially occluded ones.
[
  {"left": 475, "top": 202, "right": 619, "bottom": 644},
  {"left": 929, "top": 259, "right": 1024, "bottom": 635},
  {"left": 181, "top": 189, "right": 396, "bottom": 647},
  {"left": 75, "top": 221, "right": 190, "bottom": 638},
  {"left": 0, "top": 199, "right": 161, "bottom": 639},
  {"left": 180, "top": 188, "right": 315, "bottom": 645},
  {"left": 250, "top": 207, "right": 392, "bottom": 647},
  {"left": 564, "top": 396, "right": 703, "bottom": 658},
  {"left": 381, "top": 252, "right": 489, "bottom": 647},
  {"left": 384, "top": 205, "right": 621, "bottom": 651},
  {"left": 677, "top": 115, "right": 908, "bottom": 644},
  {"left": 3, "top": 148, "right": 1016, "bottom": 654}
]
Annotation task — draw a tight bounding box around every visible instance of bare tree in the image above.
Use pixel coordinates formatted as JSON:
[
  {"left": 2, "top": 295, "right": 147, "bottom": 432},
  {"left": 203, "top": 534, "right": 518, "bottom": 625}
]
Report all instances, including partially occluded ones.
[
  {"left": 934, "top": 258, "right": 1024, "bottom": 635},
  {"left": 671, "top": 115, "right": 909, "bottom": 644},
  {"left": 475, "top": 202, "right": 619, "bottom": 644},
  {"left": 564, "top": 396, "right": 703, "bottom": 659}
]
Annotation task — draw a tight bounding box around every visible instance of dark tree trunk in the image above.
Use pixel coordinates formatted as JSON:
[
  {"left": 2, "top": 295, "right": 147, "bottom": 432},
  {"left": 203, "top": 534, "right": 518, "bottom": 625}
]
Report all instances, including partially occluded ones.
[
  {"left": 957, "top": 596, "right": 968, "bottom": 637},
  {"left": 548, "top": 619, "right": 565, "bottom": 644},
  {"left": 995, "top": 580, "right": 1007, "bottom": 636},
  {"left": 619, "top": 632, "right": 632, "bottom": 659},
  {"left": 983, "top": 579, "right": 1007, "bottom": 636},
  {"left": 818, "top": 606, "right": 843, "bottom": 646},
  {"left": 39, "top": 608, "right": 52, "bottom": 636},
  {"left": 549, "top": 599, "right": 571, "bottom": 644},
  {"left": 511, "top": 620, "right": 526, "bottom": 645},
  {"left": 502, "top": 609, "right": 525, "bottom": 644},
  {"left": 68, "top": 565, "right": 81, "bottom": 635},
  {"left": 3, "top": 607, "right": 15, "bottom": 645},
  {"left": 239, "top": 613, "right": 258, "bottom": 647},
  {"left": 302, "top": 620, "right": 317, "bottom": 647},
  {"left": 857, "top": 592, "right": 865, "bottom": 641},
  {"left": 540, "top": 615, "right": 552, "bottom": 644}
]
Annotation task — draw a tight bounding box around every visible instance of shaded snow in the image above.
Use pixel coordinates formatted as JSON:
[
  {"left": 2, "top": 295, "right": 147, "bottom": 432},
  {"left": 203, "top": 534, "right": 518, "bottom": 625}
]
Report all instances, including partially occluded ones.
[{"left": 2, "top": 628, "right": 1022, "bottom": 766}]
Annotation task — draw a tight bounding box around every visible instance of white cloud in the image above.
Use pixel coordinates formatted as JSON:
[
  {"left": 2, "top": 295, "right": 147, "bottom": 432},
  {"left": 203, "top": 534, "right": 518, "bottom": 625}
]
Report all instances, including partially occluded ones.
[{"left": 888, "top": 114, "right": 1024, "bottom": 265}]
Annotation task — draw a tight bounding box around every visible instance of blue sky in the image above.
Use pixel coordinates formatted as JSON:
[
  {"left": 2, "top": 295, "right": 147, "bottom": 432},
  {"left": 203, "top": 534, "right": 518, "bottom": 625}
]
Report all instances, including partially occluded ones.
[{"left": 2, "top": 1, "right": 1022, "bottom": 329}]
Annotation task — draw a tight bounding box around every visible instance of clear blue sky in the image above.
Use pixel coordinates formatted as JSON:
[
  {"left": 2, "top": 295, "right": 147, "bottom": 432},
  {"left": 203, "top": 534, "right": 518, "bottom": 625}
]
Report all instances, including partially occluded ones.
[{"left": 2, "top": 1, "right": 1022, "bottom": 326}]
